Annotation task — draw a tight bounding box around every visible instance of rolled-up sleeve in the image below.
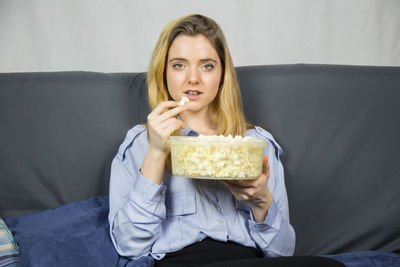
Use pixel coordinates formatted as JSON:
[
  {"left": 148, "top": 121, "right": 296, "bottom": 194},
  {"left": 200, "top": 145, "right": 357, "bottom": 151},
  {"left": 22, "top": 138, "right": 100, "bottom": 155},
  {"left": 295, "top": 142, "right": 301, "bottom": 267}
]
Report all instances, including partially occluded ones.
[{"left": 247, "top": 126, "right": 296, "bottom": 257}]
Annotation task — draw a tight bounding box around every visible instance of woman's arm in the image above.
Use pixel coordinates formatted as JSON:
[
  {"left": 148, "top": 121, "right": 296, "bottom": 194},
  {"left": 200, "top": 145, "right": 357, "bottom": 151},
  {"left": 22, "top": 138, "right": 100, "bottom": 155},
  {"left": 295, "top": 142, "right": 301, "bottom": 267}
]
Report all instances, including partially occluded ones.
[
  {"left": 224, "top": 127, "right": 296, "bottom": 257},
  {"left": 223, "top": 156, "right": 272, "bottom": 222},
  {"left": 248, "top": 154, "right": 296, "bottom": 257},
  {"left": 141, "top": 101, "right": 187, "bottom": 184},
  {"left": 109, "top": 101, "right": 188, "bottom": 260}
]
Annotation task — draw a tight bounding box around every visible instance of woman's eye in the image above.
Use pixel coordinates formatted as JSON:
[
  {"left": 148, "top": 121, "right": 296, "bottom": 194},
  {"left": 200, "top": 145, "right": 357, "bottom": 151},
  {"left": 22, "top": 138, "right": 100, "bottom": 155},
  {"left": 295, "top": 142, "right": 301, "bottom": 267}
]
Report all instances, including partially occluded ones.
[
  {"left": 202, "top": 64, "right": 215, "bottom": 71},
  {"left": 172, "top": 63, "right": 185, "bottom": 69}
]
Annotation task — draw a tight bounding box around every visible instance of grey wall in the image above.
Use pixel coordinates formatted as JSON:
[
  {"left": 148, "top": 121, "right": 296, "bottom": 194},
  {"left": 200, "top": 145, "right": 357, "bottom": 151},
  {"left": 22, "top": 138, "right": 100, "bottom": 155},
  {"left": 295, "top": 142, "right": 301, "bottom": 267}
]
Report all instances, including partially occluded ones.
[{"left": 0, "top": 0, "right": 399, "bottom": 72}]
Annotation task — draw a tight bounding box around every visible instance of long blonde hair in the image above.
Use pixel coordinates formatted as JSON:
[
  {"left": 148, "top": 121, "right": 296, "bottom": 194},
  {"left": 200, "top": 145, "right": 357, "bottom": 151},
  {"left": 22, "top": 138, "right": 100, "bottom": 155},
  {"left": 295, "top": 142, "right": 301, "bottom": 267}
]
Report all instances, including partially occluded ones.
[{"left": 147, "top": 14, "right": 250, "bottom": 137}]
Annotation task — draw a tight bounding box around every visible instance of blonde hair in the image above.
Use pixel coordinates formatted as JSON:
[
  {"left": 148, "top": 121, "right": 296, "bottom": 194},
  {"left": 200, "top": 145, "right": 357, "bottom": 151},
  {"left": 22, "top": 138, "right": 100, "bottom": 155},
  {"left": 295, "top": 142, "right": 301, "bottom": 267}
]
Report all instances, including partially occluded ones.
[{"left": 147, "top": 14, "right": 250, "bottom": 137}]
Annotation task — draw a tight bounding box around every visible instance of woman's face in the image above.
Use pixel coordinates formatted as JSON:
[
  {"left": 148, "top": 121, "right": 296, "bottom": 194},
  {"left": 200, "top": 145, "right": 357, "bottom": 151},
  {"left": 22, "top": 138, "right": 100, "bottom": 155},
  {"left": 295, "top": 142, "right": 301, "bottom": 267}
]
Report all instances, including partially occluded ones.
[{"left": 166, "top": 34, "right": 222, "bottom": 115}]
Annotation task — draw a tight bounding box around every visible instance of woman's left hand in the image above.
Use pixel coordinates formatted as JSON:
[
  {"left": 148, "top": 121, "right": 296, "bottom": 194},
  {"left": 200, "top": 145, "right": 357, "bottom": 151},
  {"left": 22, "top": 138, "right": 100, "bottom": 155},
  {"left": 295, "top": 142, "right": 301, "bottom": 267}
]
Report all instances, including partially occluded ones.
[{"left": 223, "top": 156, "right": 273, "bottom": 222}]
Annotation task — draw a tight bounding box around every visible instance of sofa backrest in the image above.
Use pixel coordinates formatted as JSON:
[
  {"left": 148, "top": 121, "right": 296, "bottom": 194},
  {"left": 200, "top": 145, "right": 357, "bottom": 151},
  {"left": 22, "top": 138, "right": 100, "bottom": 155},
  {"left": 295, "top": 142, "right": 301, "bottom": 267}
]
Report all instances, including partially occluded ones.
[
  {"left": 0, "top": 71, "right": 149, "bottom": 217},
  {"left": 1, "top": 64, "right": 399, "bottom": 255},
  {"left": 237, "top": 64, "right": 400, "bottom": 255}
]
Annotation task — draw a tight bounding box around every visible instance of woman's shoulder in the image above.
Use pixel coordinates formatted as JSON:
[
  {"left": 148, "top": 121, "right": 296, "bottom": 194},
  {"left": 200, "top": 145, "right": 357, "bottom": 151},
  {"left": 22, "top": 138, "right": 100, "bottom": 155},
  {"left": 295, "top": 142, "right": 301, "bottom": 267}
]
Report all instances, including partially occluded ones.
[
  {"left": 246, "top": 126, "right": 283, "bottom": 157},
  {"left": 117, "top": 124, "right": 148, "bottom": 158},
  {"left": 125, "top": 124, "right": 147, "bottom": 139}
]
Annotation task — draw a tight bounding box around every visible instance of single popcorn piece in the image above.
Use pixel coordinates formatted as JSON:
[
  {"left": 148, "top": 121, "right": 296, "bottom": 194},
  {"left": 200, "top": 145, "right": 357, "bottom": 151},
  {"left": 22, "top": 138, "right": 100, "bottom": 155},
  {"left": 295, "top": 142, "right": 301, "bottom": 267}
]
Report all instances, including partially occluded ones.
[
  {"left": 179, "top": 96, "right": 189, "bottom": 106},
  {"left": 169, "top": 135, "right": 267, "bottom": 180}
]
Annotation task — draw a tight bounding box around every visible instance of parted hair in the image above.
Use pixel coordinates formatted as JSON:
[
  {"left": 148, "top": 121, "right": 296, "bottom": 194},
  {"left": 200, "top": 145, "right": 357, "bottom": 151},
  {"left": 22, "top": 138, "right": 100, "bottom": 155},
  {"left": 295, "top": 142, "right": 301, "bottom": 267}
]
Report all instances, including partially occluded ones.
[{"left": 147, "top": 14, "right": 250, "bottom": 137}]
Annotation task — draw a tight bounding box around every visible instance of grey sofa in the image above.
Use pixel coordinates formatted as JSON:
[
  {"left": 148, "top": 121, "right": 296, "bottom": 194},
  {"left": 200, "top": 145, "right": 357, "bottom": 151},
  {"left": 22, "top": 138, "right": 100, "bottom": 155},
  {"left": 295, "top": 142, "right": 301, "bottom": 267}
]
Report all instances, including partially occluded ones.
[{"left": 0, "top": 64, "right": 399, "bottom": 266}]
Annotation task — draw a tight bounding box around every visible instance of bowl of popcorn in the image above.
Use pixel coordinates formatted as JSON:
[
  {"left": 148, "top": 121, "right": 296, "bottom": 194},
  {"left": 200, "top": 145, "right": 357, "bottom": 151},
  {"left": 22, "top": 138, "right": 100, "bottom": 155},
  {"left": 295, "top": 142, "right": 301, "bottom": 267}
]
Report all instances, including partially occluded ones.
[{"left": 169, "top": 135, "right": 267, "bottom": 180}]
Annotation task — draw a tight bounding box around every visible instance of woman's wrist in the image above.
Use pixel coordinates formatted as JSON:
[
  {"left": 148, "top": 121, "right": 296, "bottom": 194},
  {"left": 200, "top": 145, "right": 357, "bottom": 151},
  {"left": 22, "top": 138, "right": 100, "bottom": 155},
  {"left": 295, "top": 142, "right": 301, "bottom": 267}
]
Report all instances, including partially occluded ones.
[
  {"left": 141, "top": 147, "right": 169, "bottom": 185},
  {"left": 147, "top": 145, "right": 169, "bottom": 159},
  {"left": 251, "top": 200, "right": 272, "bottom": 222}
]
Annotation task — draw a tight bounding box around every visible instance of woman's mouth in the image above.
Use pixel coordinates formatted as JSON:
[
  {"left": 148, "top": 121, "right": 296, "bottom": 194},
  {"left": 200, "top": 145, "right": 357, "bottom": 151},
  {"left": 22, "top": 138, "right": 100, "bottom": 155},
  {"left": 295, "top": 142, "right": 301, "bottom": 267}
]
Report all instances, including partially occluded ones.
[{"left": 184, "top": 90, "right": 202, "bottom": 99}]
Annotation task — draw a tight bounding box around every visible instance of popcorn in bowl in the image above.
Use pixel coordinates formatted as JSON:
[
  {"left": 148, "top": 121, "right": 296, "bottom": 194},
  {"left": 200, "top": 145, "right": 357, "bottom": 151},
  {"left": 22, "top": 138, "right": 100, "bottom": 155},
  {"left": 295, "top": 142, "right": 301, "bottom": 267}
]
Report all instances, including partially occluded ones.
[{"left": 169, "top": 135, "right": 267, "bottom": 180}]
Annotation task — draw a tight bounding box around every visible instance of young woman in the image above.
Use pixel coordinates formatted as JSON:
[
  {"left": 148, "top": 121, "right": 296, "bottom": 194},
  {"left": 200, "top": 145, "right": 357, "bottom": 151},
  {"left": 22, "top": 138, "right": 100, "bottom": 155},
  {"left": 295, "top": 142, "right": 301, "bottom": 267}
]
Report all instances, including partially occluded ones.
[{"left": 108, "top": 14, "right": 344, "bottom": 267}]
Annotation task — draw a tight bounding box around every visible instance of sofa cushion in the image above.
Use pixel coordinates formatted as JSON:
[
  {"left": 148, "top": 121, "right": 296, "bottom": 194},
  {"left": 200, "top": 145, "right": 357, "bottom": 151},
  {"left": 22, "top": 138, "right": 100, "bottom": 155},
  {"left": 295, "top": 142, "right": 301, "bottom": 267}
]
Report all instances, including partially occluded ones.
[
  {"left": 326, "top": 251, "right": 400, "bottom": 267},
  {"left": 5, "top": 196, "right": 153, "bottom": 267},
  {"left": 6, "top": 196, "right": 399, "bottom": 267}
]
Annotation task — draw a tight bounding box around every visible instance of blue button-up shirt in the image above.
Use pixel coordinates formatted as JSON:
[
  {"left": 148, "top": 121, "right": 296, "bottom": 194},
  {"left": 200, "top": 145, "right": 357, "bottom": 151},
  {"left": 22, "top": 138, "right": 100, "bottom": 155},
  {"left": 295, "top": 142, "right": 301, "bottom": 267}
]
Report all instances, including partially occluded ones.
[{"left": 108, "top": 124, "right": 295, "bottom": 260}]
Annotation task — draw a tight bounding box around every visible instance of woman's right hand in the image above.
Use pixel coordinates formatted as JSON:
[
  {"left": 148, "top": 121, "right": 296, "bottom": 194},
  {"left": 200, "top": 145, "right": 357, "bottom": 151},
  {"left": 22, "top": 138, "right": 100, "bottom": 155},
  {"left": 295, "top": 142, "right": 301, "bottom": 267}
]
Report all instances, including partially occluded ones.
[{"left": 146, "top": 101, "right": 188, "bottom": 155}]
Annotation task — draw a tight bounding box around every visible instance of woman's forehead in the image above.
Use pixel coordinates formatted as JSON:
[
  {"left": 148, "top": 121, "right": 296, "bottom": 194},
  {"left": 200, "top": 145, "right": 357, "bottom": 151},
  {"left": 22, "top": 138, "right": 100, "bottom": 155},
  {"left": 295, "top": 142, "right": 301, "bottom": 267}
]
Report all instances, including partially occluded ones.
[{"left": 168, "top": 34, "right": 220, "bottom": 62}]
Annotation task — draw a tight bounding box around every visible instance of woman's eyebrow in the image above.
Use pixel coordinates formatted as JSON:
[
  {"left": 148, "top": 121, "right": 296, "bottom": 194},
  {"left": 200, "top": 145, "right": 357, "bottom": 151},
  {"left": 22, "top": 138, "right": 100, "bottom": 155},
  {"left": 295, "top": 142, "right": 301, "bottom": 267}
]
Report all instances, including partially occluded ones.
[
  {"left": 168, "top": 58, "right": 218, "bottom": 63},
  {"left": 169, "top": 57, "right": 188, "bottom": 63},
  {"left": 199, "top": 58, "right": 218, "bottom": 64}
]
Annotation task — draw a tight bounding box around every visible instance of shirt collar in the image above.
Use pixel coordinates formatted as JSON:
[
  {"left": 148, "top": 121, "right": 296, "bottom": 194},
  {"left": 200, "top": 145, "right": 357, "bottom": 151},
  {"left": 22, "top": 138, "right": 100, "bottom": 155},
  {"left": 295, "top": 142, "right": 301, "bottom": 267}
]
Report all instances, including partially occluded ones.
[{"left": 179, "top": 119, "right": 199, "bottom": 136}]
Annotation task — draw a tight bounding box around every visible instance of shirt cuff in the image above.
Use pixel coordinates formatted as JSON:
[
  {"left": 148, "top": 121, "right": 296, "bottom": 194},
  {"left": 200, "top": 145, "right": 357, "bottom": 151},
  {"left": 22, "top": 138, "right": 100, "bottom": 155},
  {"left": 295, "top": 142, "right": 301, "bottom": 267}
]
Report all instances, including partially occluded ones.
[
  {"left": 249, "top": 200, "right": 279, "bottom": 232},
  {"left": 132, "top": 169, "right": 166, "bottom": 203}
]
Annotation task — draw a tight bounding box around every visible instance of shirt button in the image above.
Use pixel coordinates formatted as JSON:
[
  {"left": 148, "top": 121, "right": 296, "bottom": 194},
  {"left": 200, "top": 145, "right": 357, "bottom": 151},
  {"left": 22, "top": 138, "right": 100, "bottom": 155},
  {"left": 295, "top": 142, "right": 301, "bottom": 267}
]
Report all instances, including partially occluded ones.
[
  {"left": 219, "top": 219, "right": 224, "bottom": 224},
  {"left": 170, "top": 208, "right": 174, "bottom": 213}
]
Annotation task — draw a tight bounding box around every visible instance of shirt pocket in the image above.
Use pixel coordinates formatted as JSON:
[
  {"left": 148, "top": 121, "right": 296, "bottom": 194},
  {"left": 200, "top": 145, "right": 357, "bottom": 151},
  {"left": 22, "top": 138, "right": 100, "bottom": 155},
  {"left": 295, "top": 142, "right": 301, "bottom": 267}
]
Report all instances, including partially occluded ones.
[{"left": 166, "top": 191, "right": 197, "bottom": 217}]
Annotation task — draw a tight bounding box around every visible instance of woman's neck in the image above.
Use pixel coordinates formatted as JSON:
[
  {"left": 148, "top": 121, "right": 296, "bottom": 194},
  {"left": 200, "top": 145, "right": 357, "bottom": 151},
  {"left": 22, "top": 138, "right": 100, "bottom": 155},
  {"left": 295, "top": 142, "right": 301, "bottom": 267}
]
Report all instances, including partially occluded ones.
[{"left": 180, "top": 109, "right": 218, "bottom": 136}]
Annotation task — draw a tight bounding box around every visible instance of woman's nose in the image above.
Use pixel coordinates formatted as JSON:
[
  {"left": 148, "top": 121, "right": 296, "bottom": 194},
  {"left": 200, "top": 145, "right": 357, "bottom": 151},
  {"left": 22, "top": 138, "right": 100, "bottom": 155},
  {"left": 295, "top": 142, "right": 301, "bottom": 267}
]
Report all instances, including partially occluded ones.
[{"left": 188, "top": 68, "right": 199, "bottom": 85}]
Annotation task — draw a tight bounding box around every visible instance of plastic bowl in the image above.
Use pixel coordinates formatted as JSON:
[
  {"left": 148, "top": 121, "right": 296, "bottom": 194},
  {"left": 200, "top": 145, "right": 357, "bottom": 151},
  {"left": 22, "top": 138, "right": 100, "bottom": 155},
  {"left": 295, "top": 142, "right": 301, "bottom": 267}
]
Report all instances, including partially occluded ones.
[{"left": 169, "top": 135, "right": 267, "bottom": 180}]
